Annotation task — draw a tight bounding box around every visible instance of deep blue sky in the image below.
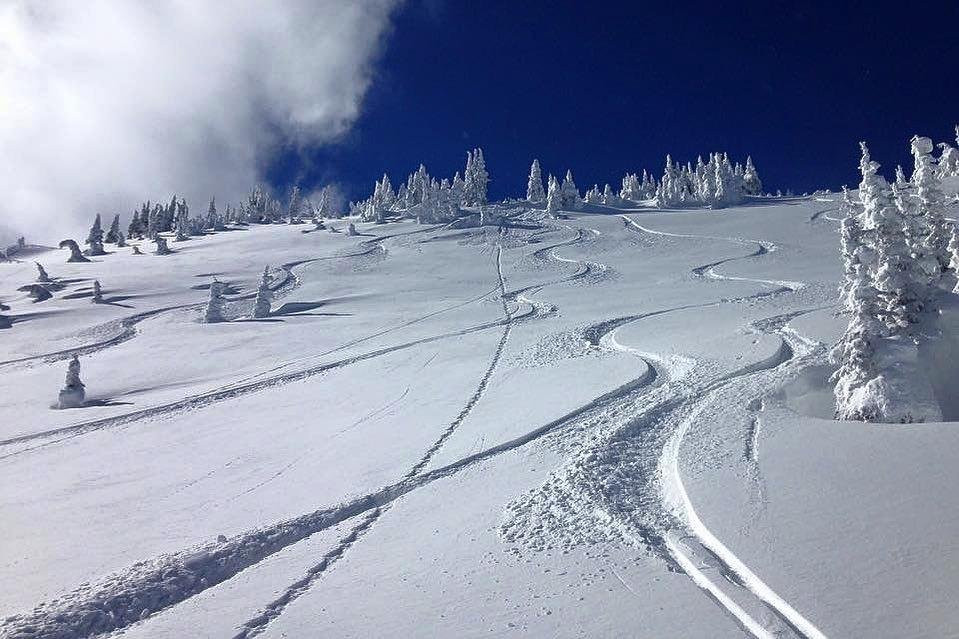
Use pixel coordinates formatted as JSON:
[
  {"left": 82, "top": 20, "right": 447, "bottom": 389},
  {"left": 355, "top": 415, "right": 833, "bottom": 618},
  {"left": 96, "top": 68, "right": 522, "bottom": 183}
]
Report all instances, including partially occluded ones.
[{"left": 270, "top": 1, "right": 959, "bottom": 202}]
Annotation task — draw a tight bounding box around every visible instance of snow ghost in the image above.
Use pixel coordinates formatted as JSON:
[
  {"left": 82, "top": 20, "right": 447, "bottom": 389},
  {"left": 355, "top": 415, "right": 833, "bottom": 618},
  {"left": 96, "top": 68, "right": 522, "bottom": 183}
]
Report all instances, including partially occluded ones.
[
  {"left": 155, "top": 236, "right": 172, "bottom": 255},
  {"left": 59, "top": 239, "right": 91, "bottom": 263},
  {"left": 18, "top": 284, "right": 52, "bottom": 302},
  {"left": 57, "top": 354, "right": 86, "bottom": 409},
  {"left": 35, "top": 262, "right": 51, "bottom": 283}
]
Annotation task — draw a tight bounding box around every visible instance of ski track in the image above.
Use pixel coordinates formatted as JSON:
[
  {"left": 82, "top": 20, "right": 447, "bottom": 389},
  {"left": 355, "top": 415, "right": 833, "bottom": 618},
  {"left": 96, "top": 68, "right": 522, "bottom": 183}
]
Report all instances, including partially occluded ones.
[
  {"left": 1, "top": 215, "right": 832, "bottom": 638},
  {"left": 0, "top": 225, "right": 438, "bottom": 372},
  {"left": 233, "top": 245, "right": 518, "bottom": 638},
  {"left": 0, "top": 223, "right": 616, "bottom": 639},
  {"left": 502, "top": 213, "right": 829, "bottom": 638},
  {"left": 0, "top": 228, "right": 508, "bottom": 458}
]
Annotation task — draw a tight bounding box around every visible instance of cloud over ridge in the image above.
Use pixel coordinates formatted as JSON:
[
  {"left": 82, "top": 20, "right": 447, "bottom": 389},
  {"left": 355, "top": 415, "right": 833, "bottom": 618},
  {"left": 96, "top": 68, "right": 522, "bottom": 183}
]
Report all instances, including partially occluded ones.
[{"left": 0, "top": 0, "right": 399, "bottom": 241}]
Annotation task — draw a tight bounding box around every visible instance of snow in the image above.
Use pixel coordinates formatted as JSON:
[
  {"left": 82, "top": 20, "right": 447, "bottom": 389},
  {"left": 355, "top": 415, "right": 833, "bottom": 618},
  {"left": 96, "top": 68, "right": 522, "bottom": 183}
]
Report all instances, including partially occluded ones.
[{"left": 1, "top": 194, "right": 958, "bottom": 638}]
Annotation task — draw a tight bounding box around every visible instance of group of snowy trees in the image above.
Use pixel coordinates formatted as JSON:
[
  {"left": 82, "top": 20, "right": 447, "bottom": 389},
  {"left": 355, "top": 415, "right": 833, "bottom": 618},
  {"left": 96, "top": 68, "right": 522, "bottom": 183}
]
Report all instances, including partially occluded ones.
[
  {"left": 350, "top": 148, "right": 490, "bottom": 224},
  {"left": 203, "top": 265, "right": 275, "bottom": 323},
  {"left": 832, "top": 136, "right": 956, "bottom": 423},
  {"left": 654, "top": 153, "right": 761, "bottom": 208}
]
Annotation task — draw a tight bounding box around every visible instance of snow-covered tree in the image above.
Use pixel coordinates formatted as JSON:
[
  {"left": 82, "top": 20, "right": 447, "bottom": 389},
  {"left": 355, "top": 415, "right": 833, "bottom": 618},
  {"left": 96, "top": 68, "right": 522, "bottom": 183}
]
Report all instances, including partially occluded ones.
[
  {"left": 174, "top": 199, "right": 191, "bottom": 240},
  {"left": 938, "top": 143, "right": 959, "bottom": 177},
  {"left": 909, "top": 135, "right": 952, "bottom": 277},
  {"left": 620, "top": 173, "right": 642, "bottom": 201},
  {"left": 545, "top": 175, "right": 561, "bottom": 217},
  {"left": 527, "top": 159, "right": 545, "bottom": 202},
  {"left": 252, "top": 267, "right": 272, "bottom": 318},
  {"left": 207, "top": 197, "right": 224, "bottom": 231},
  {"left": 560, "top": 170, "right": 581, "bottom": 208},
  {"left": 288, "top": 185, "right": 303, "bottom": 224},
  {"left": 59, "top": 239, "right": 90, "bottom": 262},
  {"left": 204, "top": 279, "right": 226, "bottom": 323},
  {"left": 91, "top": 280, "right": 102, "bottom": 304},
  {"left": 105, "top": 214, "right": 122, "bottom": 243},
  {"left": 584, "top": 185, "right": 602, "bottom": 204},
  {"left": 57, "top": 354, "right": 86, "bottom": 408},
  {"left": 602, "top": 184, "right": 618, "bottom": 205},
  {"left": 836, "top": 187, "right": 867, "bottom": 311},
  {"left": 347, "top": 222, "right": 358, "bottom": 236},
  {"left": 463, "top": 148, "right": 489, "bottom": 206},
  {"left": 85, "top": 214, "right": 106, "bottom": 255},
  {"left": 742, "top": 156, "right": 762, "bottom": 195},
  {"left": 894, "top": 164, "right": 908, "bottom": 188},
  {"left": 949, "top": 226, "right": 959, "bottom": 293},
  {"left": 35, "top": 262, "right": 51, "bottom": 283},
  {"left": 154, "top": 236, "right": 171, "bottom": 255}
]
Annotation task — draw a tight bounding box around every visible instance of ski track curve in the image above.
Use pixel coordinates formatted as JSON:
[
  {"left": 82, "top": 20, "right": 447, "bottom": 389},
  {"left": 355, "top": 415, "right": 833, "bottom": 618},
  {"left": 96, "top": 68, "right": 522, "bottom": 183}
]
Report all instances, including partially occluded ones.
[
  {"left": 0, "top": 225, "right": 441, "bottom": 372},
  {"left": 0, "top": 224, "right": 623, "bottom": 639},
  {"left": 502, "top": 213, "right": 830, "bottom": 638}
]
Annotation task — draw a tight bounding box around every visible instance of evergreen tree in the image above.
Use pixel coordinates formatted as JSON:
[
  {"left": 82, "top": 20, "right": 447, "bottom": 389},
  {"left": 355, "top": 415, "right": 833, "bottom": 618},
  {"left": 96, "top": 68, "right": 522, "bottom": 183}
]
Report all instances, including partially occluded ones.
[
  {"left": 91, "top": 280, "right": 102, "bottom": 304},
  {"left": 742, "top": 156, "right": 763, "bottom": 195},
  {"left": 35, "top": 262, "right": 51, "bottom": 283},
  {"left": 560, "top": 170, "right": 581, "bottom": 208},
  {"left": 175, "top": 199, "right": 191, "bottom": 240},
  {"left": 105, "top": 214, "right": 122, "bottom": 243},
  {"left": 85, "top": 214, "right": 106, "bottom": 255},
  {"left": 545, "top": 175, "right": 561, "bottom": 217},
  {"left": 602, "top": 184, "right": 618, "bottom": 205},
  {"left": 527, "top": 159, "right": 545, "bottom": 202},
  {"left": 252, "top": 267, "right": 273, "bottom": 318},
  {"left": 288, "top": 185, "right": 302, "bottom": 223},
  {"left": 909, "top": 135, "right": 951, "bottom": 277},
  {"left": 57, "top": 354, "right": 86, "bottom": 408},
  {"left": 463, "top": 148, "right": 489, "bottom": 206},
  {"left": 949, "top": 226, "right": 959, "bottom": 294},
  {"left": 204, "top": 279, "right": 226, "bottom": 323}
]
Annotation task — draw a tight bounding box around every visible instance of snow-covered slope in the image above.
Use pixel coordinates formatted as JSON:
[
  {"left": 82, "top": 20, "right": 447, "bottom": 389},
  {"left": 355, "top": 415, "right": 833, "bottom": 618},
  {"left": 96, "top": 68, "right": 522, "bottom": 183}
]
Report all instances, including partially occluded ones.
[{"left": 2, "top": 197, "right": 957, "bottom": 638}]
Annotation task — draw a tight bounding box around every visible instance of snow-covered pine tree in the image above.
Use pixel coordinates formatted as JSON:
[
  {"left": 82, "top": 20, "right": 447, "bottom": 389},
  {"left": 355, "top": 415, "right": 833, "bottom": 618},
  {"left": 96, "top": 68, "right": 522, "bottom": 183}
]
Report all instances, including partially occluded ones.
[
  {"left": 584, "top": 185, "right": 602, "bottom": 204},
  {"left": 252, "top": 267, "right": 272, "bottom": 318},
  {"left": 545, "top": 175, "right": 561, "bottom": 217},
  {"left": 620, "top": 173, "right": 641, "bottom": 201},
  {"left": 937, "top": 143, "right": 959, "bottom": 177},
  {"left": 560, "top": 170, "right": 581, "bottom": 208},
  {"left": 463, "top": 148, "right": 489, "bottom": 206},
  {"left": 105, "top": 214, "right": 121, "bottom": 243},
  {"left": 57, "top": 354, "right": 85, "bottom": 408},
  {"left": 894, "top": 164, "right": 908, "bottom": 188},
  {"left": 206, "top": 197, "right": 222, "bottom": 231},
  {"left": 35, "top": 262, "right": 51, "bottom": 283},
  {"left": 175, "top": 199, "right": 191, "bottom": 240},
  {"left": 836, "top": 187, "right": 867, "bottom": 311},
  {"left": 85, "top": 214, "right": 106, "bottom": 255},
  {"left": 832, "top": 269, "right": 884, "bottom": 421},
  {"left": 154, "top": 235, "right": 171, "bottom": 255},
  {"left": 909, "top": 135, "right": 952, "bottom": 277},
  {"left": 743, "top": 156, "right": 763, "bottom": 195},
  {"left": 204, "top": 279, "right": 225, "bottom": 323},
  {"left": 602, "top": 184, "right": 618, "bottom": 205},
  {"left": 949, "top": 226, "right": 959, "bottom": 293},
  {"left": 288, "top": 185, "right": 302, "bottom": 224},
  {"left": 527, "top": 159, "right": 545, "bottom": 202},
  {"left": 91, "top": 280, "right": 102, "bottom": 304}
]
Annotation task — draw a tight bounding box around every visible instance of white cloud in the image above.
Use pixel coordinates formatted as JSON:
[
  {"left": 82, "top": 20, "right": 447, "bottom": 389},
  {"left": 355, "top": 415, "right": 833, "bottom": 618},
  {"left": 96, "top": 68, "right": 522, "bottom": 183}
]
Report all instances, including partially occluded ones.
[{"left": 0, "top": 0, "right": 399, "bottom": 243}]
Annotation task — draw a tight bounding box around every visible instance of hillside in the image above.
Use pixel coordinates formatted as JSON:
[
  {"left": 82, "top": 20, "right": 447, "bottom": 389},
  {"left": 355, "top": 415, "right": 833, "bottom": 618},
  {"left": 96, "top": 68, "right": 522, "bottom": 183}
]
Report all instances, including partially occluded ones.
[{"left": 2, "top": 194, "right": 959, "bottom": 639}]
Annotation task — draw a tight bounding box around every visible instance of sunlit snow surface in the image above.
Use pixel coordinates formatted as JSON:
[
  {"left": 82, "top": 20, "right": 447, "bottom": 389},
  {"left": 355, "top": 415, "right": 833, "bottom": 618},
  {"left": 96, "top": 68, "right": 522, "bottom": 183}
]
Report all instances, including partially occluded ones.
[{"left": 2, "top": 199, "right": 958, "bottom": 639}]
